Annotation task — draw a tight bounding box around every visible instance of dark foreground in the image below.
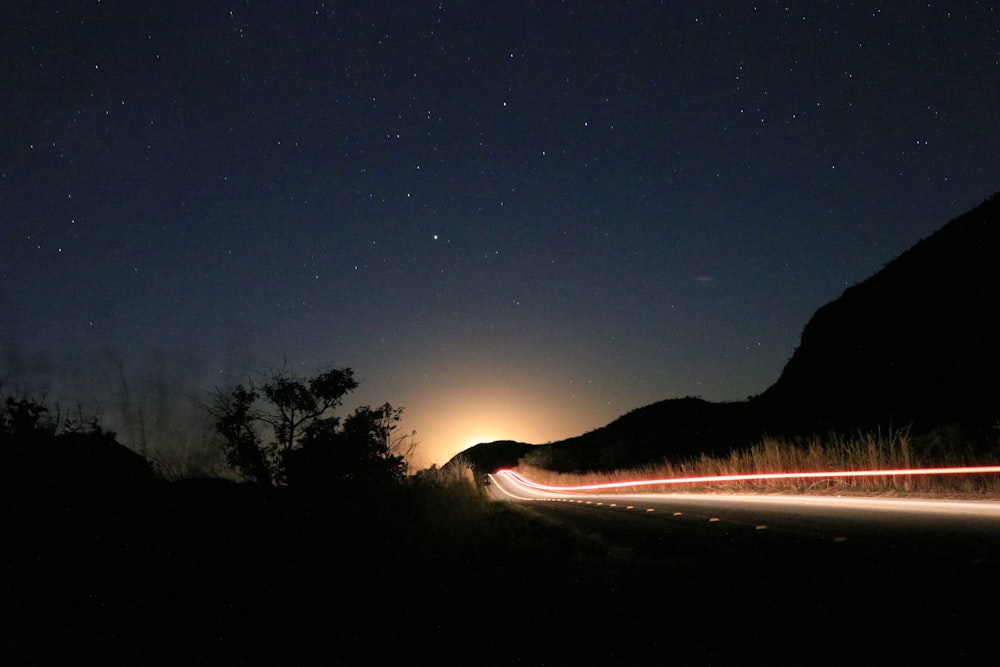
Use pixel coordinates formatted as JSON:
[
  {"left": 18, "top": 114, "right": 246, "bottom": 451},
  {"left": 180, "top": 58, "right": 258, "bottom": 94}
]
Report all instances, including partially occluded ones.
[{"left": 4, "top": 475, "right": 999, "bottom": 666}]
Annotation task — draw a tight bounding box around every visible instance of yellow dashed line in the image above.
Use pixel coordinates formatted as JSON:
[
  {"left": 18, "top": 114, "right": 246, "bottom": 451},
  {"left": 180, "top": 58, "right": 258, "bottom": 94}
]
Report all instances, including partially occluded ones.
[
  {"left": 626, "top": 505, "right": 635, "bottom": 509},
  {"left": 672, "top": 511, "right": 682, "bottom": 516},
  {"left": 708, "top": 517, "right": 720, "bottom": 522},
  {"left": 755, "top": 525, "right": 768, "bottom": 530},
  {"left": 645, "top": 508, "right": 654, "bottom": 513}
]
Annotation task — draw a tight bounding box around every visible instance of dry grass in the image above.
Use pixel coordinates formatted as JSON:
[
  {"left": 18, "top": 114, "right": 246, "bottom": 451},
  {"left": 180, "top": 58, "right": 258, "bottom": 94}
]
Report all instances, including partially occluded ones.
[
  {"left": 402, "top": 457, "right": 504, "bottom": 552},
  {"left": 401, "top": 458, "right": 614, "bottom": 570},
  {"left": 516, "top": 429, "right": 1000, "bottom": 497}
]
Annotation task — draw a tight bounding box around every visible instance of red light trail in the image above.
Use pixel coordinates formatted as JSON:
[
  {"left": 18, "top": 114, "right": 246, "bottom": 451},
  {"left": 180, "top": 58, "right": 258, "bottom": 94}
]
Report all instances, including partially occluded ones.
[{"left": 496, "top": 465, "right": 1000, "bottom": 492}]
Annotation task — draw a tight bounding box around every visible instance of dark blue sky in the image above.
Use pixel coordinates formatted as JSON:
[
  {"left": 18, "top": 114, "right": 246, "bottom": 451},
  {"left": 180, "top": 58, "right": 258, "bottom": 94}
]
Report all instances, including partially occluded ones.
[{"left": 3, "top": 1, "right": 998, "bottom": 467}]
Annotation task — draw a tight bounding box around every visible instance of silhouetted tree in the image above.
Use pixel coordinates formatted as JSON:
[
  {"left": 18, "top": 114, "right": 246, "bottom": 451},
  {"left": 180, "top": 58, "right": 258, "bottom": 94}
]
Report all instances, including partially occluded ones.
[
  {"left": 211, "top": 383, "right": 273, "bottom": 484},
  {"left": 289, "top": 402, "right": 415, "bottom": 485},
  {"left": 205, "top": 366, "right": 415, "bottom": 486}
]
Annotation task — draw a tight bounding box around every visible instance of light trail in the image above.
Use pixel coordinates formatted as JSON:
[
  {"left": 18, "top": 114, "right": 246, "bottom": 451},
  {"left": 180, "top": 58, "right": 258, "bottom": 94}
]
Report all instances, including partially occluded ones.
[
  {"left": 488, "top": 474, "right": 539, "bottom": 501},
  {"left": 496, "top": 465, "right": 1000, "bottom": 493},
  {"left": 492, "top": 468, "right": 1000, "bottom": 518}
]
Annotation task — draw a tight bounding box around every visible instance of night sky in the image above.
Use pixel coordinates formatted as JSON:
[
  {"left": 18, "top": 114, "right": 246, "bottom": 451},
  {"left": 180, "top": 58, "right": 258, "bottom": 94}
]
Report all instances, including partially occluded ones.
[{"left": 3, "top": 2, "right": 998, "bottom": 468}]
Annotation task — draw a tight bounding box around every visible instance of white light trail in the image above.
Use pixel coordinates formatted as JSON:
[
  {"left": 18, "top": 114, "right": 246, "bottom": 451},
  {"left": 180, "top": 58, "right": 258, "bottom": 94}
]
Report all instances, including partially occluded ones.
[{"left": 497, "top": 465, "right": 1000, "bottom": 493}]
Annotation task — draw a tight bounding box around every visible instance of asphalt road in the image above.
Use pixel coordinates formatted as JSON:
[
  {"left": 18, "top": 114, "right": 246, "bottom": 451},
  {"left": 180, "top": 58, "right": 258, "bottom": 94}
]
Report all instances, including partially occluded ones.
[
  {"left": 489, "top": 470, "right": 1000, "bottom": 560},
  {"left": 487, "top": 470, "right": 1000, "bottom": 663}
]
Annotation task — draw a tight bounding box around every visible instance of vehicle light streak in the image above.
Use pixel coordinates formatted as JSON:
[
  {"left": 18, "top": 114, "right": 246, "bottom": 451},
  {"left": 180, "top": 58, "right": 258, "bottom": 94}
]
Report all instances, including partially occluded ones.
[
  {"left": 496, "top": 465, "right": 1000, "bottom": 492},
  {"left": 488, "top": 474, "right": 540, "bottom": 501}
]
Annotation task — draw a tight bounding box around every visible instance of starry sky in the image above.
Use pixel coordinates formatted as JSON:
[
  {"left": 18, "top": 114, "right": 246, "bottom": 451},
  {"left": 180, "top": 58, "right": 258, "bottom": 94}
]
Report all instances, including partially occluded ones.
[{"left": 3, "top": 1, "right": 999, "bottom": 468}]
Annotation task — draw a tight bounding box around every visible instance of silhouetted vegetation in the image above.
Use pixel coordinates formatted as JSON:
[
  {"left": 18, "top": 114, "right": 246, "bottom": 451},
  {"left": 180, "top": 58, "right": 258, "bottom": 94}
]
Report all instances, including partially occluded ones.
[
  {"left": 0, "top": 389, "right": 157, "bottom": 493},
  {"left": 0, "top": 391, "right": 627, "bottom": 663},
  {"left": 203, "top": 365, "right": 414, "bottom": 486}
]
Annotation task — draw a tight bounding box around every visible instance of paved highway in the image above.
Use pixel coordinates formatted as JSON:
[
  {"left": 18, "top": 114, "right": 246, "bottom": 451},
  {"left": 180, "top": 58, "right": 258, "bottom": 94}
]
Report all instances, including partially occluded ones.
[
  {"left": 490, "top": 472, "right": 1000, "bottom": 575},
  {"left": 489, "top": 468, "right": 1000, "bottom": 557},
  {"left": 485, "top": 470, "right": 1000, "bottom": 663}
]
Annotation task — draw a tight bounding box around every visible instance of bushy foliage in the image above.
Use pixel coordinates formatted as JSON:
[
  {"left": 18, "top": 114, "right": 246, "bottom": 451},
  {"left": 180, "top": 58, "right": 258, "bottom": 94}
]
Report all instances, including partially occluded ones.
[
  {"left": 1, "top": 395, "right": 54, "bottom": 445},
  {"left": 0, "top": 389, "right": 156, "bottom": 488},
  {"left": 1, "top": 391, "right": 110, "bottom": 446},
  {"left": 286, "top": 402, "right": 414, "bottom": 486},
  {"left": 205, "top": 366, "right": 415, "bottom": 486}
]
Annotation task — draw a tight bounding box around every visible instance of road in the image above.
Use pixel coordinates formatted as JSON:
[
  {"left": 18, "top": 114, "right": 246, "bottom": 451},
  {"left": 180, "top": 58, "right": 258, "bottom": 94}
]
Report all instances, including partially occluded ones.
[
  {"left": 487, "top": 469, "right": 1000, "bottom": 663},
  {"left": 488, "top": 469, "right": 1000, "bottom": 558}
]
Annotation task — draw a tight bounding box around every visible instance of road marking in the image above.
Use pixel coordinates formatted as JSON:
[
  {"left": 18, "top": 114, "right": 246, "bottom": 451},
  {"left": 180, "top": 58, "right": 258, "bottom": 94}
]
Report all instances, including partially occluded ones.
[
  {"left": 755, "top": 524, "right": 768, "bottom": 530},
  {"left": 708, "top": 517, "right": 720, "bottom": 522},
  {"left": 673, "top": 511, "right": 682, "bottom": 516}
]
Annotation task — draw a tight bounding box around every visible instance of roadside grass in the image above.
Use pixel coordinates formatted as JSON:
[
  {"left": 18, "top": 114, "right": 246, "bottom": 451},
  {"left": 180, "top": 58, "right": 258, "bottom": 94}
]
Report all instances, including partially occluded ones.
[
  {"left": 399, "top": 458, "right": 507, "bottom": 561},
  {"left": 401, "top": 459, "right": 612, "bottom": 560},
  {"left": 515, "top": 428, "right": 1000, "bottom": 497}
]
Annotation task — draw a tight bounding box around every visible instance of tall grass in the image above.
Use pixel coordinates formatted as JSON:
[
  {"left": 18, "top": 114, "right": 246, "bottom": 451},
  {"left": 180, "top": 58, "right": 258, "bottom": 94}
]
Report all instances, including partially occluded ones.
[
  {"left": 405, "top": 458, "right": 490, "bottom": 535},
  {"left": 398, "top": 458, "right": 614, "bottom": 572},
  {"left": 517, "top": 429, "right": 1000, "bottom": 496}
]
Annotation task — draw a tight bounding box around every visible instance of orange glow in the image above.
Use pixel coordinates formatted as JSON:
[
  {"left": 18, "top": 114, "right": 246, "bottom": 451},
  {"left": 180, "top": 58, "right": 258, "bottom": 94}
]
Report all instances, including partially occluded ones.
[
  {"left": 497, "top": 465, "right": 1000, "bottom": 491},
  {"left": 402, "top": 373, "right": 614, "bottom": 468},
  {"left": 383, "top": 354, "right": 647, "bottom": 469}
]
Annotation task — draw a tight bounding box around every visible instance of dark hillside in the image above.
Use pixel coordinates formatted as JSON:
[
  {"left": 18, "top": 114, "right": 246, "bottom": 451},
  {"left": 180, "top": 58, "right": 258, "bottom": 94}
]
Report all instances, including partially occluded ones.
[
  {"left": 455, "top": 398, "right": 765, "bottom": 473},
  {"left": 520, "top": 398, "right": 761, "bottom": 472},
  {"left": 447, "top": 439, "right": 536, "bottom": 476},
  {"left": 452, "top": 191, "right": 1000, "bottom": 472},
  {"left": 754, "top": 191, "right": 1000, "bottom": 437}
]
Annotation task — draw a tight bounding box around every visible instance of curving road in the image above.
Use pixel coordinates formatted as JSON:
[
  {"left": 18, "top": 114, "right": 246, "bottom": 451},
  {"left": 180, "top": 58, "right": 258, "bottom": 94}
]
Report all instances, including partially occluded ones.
[
  {"left": 488, "top": 469, "right": 1000, "bottom": 557},
  {"left": 486, "top": 469, "right": 1000, "bottom": 663},
  {"left": 486, "top": 470, "right": 1000, "bottom": 663}
]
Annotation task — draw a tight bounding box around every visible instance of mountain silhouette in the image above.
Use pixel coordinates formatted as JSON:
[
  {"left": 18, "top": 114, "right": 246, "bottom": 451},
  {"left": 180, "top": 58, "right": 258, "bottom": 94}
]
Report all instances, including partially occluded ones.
[
  {"left": 454, "top": 191, "right": 1000, "bottom": 473},
  {"left": 754, "top": 190, "right": 999, "bottom": 437}
]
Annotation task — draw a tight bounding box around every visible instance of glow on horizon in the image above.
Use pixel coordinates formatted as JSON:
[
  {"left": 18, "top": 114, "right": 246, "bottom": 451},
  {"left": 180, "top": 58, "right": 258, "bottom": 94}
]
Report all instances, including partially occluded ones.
[
  {"left": 497, "top": 465, "right": 1000, "bottom": 491},
  {"left": 403, "top": 381, "right": 610, "bottom": 468}
]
